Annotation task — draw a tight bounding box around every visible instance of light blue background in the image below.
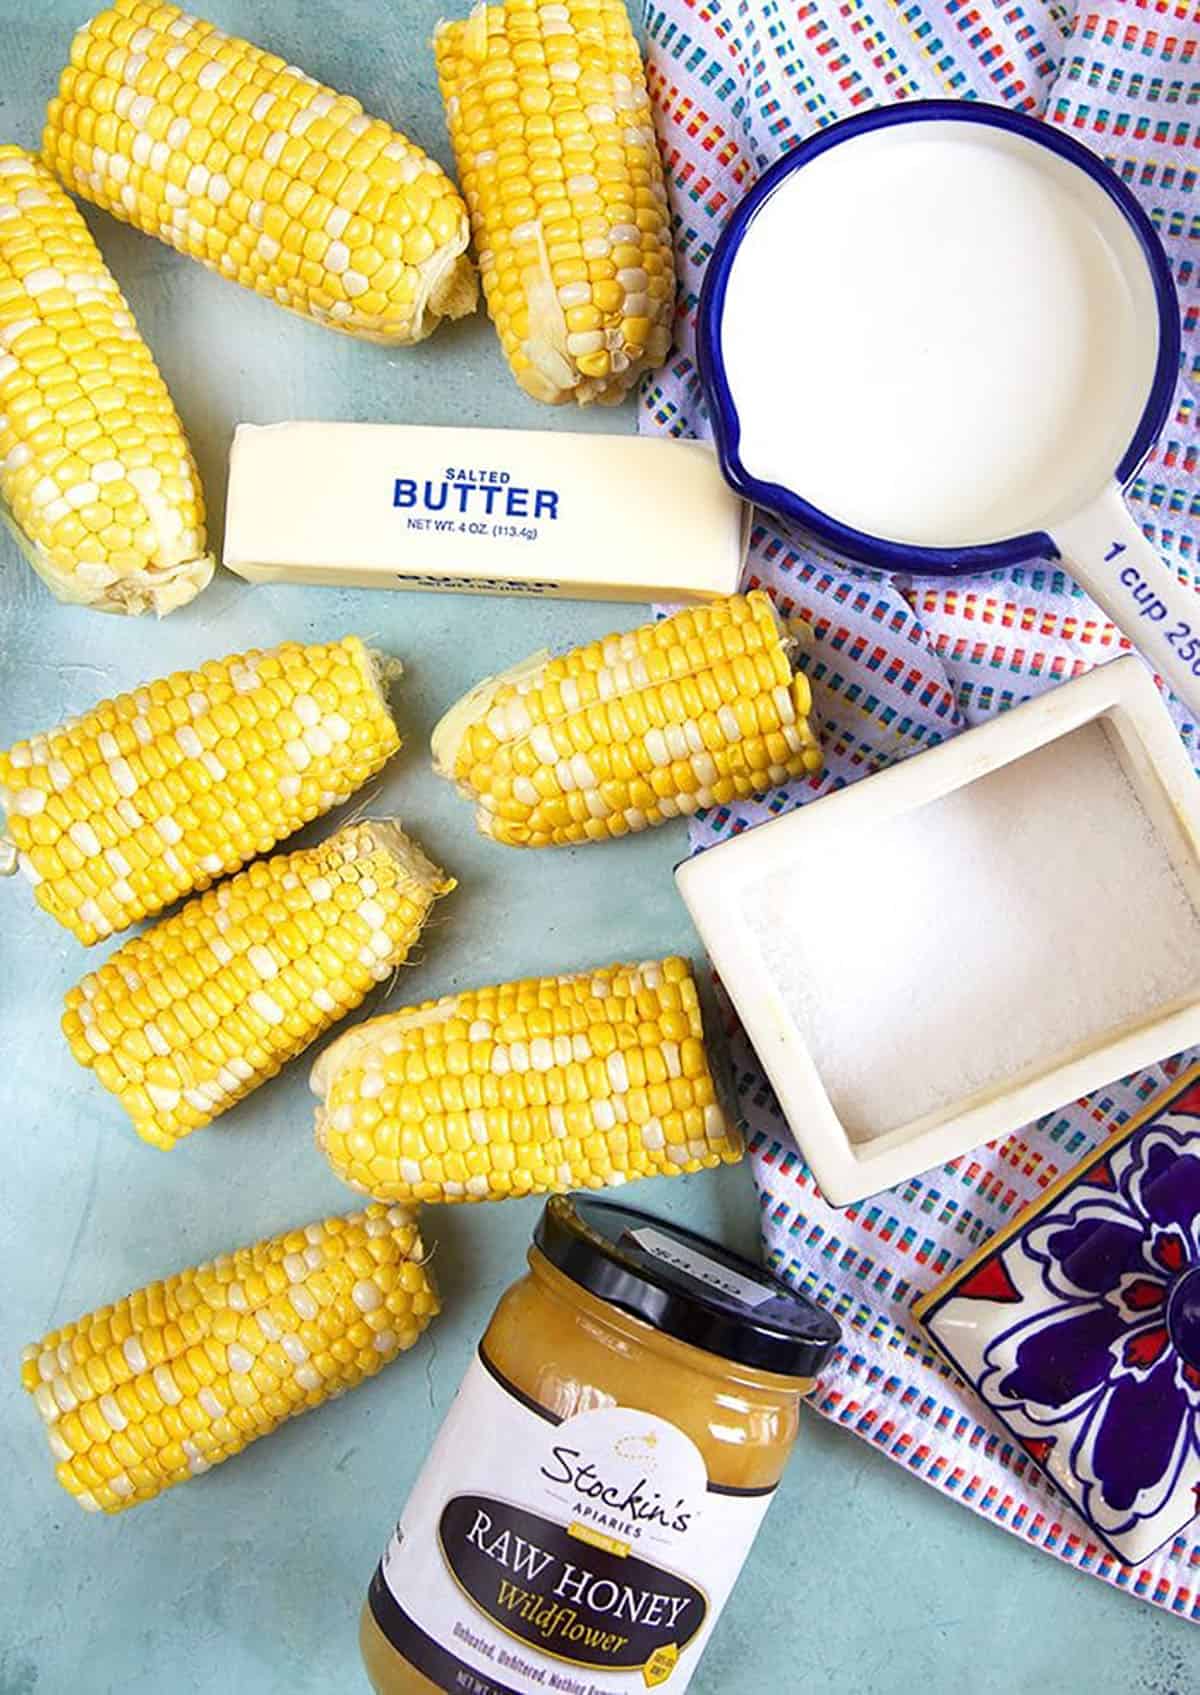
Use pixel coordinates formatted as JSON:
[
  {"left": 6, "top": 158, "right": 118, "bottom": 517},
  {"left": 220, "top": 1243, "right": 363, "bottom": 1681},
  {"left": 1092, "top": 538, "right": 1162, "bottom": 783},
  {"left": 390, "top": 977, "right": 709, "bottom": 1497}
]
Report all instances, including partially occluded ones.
[{"left": 0, "top": 5, "right": 1193, "bottom": 1692}]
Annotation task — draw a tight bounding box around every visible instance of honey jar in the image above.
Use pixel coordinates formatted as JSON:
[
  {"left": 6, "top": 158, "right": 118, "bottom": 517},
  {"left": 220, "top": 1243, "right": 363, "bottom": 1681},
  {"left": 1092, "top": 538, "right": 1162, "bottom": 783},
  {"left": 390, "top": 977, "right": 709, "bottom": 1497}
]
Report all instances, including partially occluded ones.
[{"left": 361, "top": 1194, "right": 841, "bottom": 1693}]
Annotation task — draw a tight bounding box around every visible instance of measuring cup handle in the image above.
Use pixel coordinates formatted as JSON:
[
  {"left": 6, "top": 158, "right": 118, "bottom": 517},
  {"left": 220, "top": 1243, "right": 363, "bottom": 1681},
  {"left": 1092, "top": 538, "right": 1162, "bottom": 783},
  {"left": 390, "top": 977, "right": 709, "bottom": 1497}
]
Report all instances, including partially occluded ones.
[{"left": 1050, "top": 485, "right": 1200, "bottom": 722}]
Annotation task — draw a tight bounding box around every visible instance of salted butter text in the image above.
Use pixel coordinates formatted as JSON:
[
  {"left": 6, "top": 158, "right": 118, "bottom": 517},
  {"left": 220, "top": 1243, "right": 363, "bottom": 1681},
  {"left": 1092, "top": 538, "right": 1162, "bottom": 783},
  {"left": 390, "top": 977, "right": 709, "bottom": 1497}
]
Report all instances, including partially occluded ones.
[{"left": 393, "top": 470, "right": 560, "bottom": 520}]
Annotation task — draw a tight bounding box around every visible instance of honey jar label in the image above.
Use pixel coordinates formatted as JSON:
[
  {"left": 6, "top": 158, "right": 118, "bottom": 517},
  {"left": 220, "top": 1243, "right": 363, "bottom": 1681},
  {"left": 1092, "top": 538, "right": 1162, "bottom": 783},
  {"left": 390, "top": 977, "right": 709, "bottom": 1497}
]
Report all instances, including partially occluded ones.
[{"left": 370, "top": 1349, "right": 776, "bottom": 1693}]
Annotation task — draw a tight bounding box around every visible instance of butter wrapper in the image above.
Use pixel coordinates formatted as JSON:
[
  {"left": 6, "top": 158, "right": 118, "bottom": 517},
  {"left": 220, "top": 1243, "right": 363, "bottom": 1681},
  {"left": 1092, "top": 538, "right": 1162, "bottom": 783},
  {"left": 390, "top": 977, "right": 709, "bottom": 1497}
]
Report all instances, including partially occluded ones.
[{"left": 222, "top": 422, "right": 747, "bottom": 602}]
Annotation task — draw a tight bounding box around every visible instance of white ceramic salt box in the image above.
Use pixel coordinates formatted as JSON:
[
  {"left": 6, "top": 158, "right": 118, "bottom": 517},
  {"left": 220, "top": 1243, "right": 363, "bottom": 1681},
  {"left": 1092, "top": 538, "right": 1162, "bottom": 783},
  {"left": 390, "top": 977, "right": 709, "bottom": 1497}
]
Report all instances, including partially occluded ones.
[{"left": 676, "top": 657, "right": 1200, "bottom": 1205}]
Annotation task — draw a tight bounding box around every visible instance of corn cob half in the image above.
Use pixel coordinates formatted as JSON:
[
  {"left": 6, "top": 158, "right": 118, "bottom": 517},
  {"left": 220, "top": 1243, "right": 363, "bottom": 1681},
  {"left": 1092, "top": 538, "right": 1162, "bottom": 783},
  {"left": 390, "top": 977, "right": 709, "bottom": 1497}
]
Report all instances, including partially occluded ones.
[
  {"left": 63, "top": 821, "right": 454, "bottom": 1150},
  {"left": 21, "top": 1204, "right": 438, "bottom": 1513},
  {"left": 0, "top": 635, "right": 401, "bottom": 944},
  {"left": 435, "top": 0, "right": 675, "bottom": 404},
  {"left": 432, "top": 590, "right": 822, "bottom": 846},
  {"left": 44, "top": 2, "right": 477, "bottom": 344},
  {"left": 0, "top": 147, "right": 211, "bottom": 614},
  {"left": 312, "top": 955, "right": 742, "bottom": 1203}
]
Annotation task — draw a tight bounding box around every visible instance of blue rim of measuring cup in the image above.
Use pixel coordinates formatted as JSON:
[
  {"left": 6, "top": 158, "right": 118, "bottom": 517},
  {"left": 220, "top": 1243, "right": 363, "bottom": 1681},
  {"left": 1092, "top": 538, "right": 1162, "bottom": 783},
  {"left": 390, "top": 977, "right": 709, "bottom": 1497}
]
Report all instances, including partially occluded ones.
[{"left": 696, "top": 99, "right": 1181, "bottom": 580}]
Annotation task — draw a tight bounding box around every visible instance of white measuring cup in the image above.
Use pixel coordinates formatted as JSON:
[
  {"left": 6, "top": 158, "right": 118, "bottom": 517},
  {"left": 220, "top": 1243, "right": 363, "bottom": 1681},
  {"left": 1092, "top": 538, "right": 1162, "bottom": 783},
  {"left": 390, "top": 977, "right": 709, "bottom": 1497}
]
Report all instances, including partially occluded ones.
[{"left": 698, "top": 102, "right": 1192, "bottom": 711}]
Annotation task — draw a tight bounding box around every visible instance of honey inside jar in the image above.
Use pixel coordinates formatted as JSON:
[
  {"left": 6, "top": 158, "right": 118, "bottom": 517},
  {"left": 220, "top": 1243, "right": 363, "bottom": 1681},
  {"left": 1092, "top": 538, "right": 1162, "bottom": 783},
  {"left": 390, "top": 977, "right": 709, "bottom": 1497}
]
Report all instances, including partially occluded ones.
[{"left": 362, "top": 1195, "right": 841, "bottom": 1694}]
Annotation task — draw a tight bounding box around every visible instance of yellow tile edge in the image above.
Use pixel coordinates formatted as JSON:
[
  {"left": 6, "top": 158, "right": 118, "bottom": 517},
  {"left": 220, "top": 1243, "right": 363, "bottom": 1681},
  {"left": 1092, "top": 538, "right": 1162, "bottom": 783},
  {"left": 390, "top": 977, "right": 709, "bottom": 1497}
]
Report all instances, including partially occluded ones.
[{"left": 913, "top": 1058, "right": 1200, "bottom": 1326}]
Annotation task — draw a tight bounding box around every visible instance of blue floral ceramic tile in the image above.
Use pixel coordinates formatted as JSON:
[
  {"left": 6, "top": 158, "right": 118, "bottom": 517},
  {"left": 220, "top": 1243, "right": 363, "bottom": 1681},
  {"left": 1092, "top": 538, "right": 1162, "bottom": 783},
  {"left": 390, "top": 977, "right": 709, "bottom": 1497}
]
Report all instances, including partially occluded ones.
[{"left": 917, "top": 1065, "right": 1200, "bottom": 1565}]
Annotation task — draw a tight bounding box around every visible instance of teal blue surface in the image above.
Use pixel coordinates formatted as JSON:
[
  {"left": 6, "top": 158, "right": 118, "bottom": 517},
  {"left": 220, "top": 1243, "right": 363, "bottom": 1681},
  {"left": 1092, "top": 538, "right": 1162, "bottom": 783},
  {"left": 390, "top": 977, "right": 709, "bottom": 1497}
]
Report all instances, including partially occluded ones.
[{"left": 0, "top": 6, "right": 1193, "bottom": 1693}]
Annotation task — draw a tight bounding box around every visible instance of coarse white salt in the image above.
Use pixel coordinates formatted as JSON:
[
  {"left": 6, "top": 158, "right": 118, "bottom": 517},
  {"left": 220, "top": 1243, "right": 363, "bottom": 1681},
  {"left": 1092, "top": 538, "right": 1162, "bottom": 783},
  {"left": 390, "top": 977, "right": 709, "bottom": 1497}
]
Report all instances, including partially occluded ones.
[{"left": 747, "top": 723, "right": 1200, "bottom": 1139}]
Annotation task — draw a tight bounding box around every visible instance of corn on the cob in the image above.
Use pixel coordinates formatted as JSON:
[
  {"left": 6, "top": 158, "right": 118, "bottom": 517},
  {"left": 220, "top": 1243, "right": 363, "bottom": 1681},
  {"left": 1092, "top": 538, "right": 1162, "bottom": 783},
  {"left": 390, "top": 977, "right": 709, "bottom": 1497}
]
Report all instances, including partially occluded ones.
[
  {"left": 21, "top": 1204, "right": 437, "bottom": 1513},
  {"left": 435, "top": 0, "right": 675, "bottom": 404},
  {"left": 0, "top": 147, "right": 211, "bottom": 614},
  {"left": 44, "top": 2, "right": 477, "bottom": 345},
  {"left": 432, "top": 591, "right": 822, "bottom": 846},
  {"left": 63, "top": 821, "right": 454, "bottom": 1150},
  {"left": 312, "top": 955, "right": 741, "bottom": 1203},
  {"left": 0, "top": 635, "right": 401, "bottom": 945}
]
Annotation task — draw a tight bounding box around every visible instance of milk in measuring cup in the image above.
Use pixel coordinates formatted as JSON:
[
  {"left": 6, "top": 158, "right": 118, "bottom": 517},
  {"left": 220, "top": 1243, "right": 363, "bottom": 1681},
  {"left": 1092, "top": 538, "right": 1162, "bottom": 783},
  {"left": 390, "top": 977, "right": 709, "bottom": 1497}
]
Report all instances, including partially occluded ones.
[{"left": 719, "top": 122, "right": 1159, "bottom": 545}]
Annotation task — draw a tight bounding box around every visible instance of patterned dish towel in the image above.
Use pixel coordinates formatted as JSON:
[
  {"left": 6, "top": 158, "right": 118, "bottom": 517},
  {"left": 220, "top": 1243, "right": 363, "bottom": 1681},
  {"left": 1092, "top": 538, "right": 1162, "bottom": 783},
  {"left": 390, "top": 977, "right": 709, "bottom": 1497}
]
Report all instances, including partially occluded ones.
[{"left": 639, "top": 0, "right": 1200, "bottom": 1621}]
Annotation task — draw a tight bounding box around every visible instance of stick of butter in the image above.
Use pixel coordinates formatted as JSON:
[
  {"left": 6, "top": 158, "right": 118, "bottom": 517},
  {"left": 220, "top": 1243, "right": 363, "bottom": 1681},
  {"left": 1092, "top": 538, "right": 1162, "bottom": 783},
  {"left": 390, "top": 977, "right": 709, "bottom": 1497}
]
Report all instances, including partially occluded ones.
[{"left": 222, "top": 422, "right": 747, "bottom": 601}]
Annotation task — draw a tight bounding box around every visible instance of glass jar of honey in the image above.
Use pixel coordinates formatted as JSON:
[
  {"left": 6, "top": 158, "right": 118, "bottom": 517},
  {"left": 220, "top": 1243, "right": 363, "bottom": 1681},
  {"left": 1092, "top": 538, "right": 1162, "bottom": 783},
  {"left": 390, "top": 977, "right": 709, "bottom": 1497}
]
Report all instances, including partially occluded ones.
[{"left": 361, "top": 1194, "right": 841, "bottom": 1693}]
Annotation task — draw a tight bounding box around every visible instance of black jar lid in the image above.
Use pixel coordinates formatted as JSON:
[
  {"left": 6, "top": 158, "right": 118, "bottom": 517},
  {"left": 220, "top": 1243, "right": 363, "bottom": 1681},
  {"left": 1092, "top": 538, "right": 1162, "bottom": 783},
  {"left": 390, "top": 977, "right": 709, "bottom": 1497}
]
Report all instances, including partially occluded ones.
[{"left": 533, "top": 1194, "right": 841, "bottom": 1380}]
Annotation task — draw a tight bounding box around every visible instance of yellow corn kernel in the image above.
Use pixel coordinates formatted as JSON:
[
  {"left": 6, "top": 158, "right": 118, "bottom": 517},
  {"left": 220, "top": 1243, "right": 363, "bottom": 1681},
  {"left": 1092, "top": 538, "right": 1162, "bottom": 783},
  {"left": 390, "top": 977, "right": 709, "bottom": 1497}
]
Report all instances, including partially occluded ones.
[
  {"left": 43, "top": 2, "right": 477, "bottom": 344},
  {"left": 63, "top": 822, "right": 454, "bottom": 1149},
  {"left": 1, "top": 635, "right": 402, "bottom": 943},
  {"left": 312, "top": 955, "right": 741, "bottom": 1202},
  {"left": 431, "top": 591, "right": 822, "bottom": 847},
  {"left": 20, "top": 1205, "right": 438, "bottom": 1512},
  {"left": 435, "top": 0, "right": 675, "bottom": 404},
  {"left": 0, "top": 147, "right": 211, "bottom": 614}
]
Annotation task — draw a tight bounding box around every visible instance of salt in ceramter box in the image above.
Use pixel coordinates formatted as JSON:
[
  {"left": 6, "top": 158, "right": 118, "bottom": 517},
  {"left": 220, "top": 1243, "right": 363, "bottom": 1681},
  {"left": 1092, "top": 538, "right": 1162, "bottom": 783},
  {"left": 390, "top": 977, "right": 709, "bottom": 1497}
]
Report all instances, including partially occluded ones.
[{"left": 677, "top": 656, "right": 1200, "bottom": 1206}]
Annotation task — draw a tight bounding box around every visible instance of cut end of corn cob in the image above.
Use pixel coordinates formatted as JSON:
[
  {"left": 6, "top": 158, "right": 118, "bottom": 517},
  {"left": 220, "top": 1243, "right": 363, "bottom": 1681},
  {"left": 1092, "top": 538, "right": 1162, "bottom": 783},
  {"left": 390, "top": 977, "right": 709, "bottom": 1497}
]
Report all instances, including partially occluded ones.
[
  {"left": 435, "top": 0, "right": 676, "bottom": 404},
  {"left": 20, "top": 1203, "right": 438, "bottom": 1513},
  {"left": 43, "top": 3, "right": 477, "bottom": 345},
  {"left": 431, "top": 590, "right": 823, "bottom": 846},
  {"left": 0, "top": 634, "right": 401, "bottom": 944},
  {"left": 312, "top": 955, "right": 742, "bottom": 1203},
  {"left": 63, "top": 820, "right": 455, "bottom": 1150},
  {"left": 0, "top": 147, "right": 212, "bottom": 614}
]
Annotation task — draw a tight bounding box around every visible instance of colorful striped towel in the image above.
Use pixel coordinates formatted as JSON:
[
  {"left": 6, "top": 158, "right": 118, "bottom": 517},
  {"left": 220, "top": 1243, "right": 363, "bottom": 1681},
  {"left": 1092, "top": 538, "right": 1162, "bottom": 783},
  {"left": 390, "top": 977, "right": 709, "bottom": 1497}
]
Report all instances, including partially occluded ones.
[{"left": 639, "top": 0, "right": 1200, "bottom": 1621}]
